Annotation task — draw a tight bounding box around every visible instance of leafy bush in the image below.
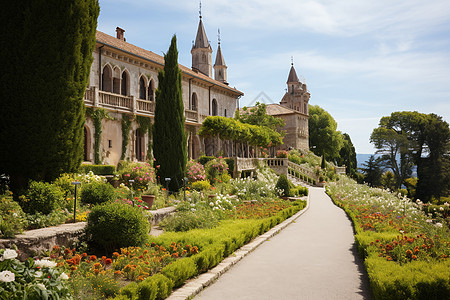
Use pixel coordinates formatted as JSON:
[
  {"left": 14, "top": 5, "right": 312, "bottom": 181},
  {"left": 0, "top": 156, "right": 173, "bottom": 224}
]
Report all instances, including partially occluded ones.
[
  {"left": 198, "top": 155, "right": 215, "bottom": 166},
  {"left": 0, "top": 194, "right": 27, "bottom": 238},
  {"left": 224, "top": 158, "right": 234, "bottom": 176},
  {"left": 26, "top": 209, "right": 69, "bottom": 230},
  {"left": 85, "top": 202, "right": 150, "bottom": 254},
  {"left": 81, "top": 181, "right": 116, "bottom": 205},
  {"left": 20, "top": 181, "right": 64, "bottom": 214},
  {"left": 191, "top": 180, "right": 211, "bottom": 191},
  {"left": 160, "top": 207, "right": 219, "bottom": 232},
  {"left": 186, "top": 160, "right": 206, "bottom": 182},
  {"left": 290, "top": 185, "right": 308, "bottom": 197},
  {"left": 275, "top": 174, "right": 290, "bottom": 197},
  {"left": 80, "top": 164, "right": 116, "bottom": 175},
  {"left": 276, "top": 150, "right": 288, "bottom": 158},
  {"left": 116, "top": 161, "right": 156, "bottom": 191},
  {"left": 161, "top": 257, "right": 197, "bottom": 288},
  {"left": 205, "top": 158, "right": 229, "bottom": 184}
]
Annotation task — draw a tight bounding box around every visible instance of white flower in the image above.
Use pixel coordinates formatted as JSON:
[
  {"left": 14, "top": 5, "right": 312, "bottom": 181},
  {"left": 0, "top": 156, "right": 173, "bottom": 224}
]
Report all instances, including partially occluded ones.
[
  {"left": 36, "top": 283, "right": 47, "bottom": 290},
  {"left": 426, "top": 219, "right": 433, "bottom": 223},
  {"left": 59, "top": 272, "right": 69, "bottom": 280},
  {"left": 34, "top": 259, "right": 57, "bottom": 268},
  {"left": 439, "top": 207, "right": 444, "bottom": 211},
  {"left": 34, "top": 271, "right": 43, "bottom": 278},
  {"left": 0, "top": 270, "right": 15, "bottom": 282},
  {"left": 435, "top": 223, "right": 443, "bottom": 228},
  {"left": 0, "top": 249, "right": 18, "bottom": 261}
]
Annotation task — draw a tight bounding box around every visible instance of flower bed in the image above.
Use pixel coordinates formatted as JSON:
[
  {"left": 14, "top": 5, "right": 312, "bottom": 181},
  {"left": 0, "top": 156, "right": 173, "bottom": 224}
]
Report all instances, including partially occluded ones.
[{"left": 326, "top": 176, "right": 450, "bottom": 300}]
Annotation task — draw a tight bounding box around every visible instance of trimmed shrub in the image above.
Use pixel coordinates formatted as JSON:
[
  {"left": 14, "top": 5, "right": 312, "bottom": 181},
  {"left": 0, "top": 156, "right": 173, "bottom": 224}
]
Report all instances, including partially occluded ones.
[
  {"left": 161, "top": 257, "right": 197, "bottom": 288},
  {"left": 160, "top": 208, "right": 218, "bottom": 232},
  {"left": 81, "top": 181, "right": 116, "bottom": 205},
  {"left": 275, "top": 174, "right": 290, "bottom": 197},
  {"left": 150, "top": 274, "right": 174, "bottom": 300},
  {"left": 224, "top": 158, "right": 234, "bottom": 176},
  {"left": 136, "top": 279, "right": 157, "bottom": 300},
  {"left": 116, "top": 161, "right": 156, "bottom": 191},
  {"left": 186, "top": 160, "right": 206, "bottom": 182},
  {"left": 191, "top": 180, "right": 211, "bottom": 191},
  {"left": 85, "top": 202, "right": 150, "bottom": 254},
  {"left": 205, "top": 158, "right": 229, "bottom": 184},
  {"left": 0, "top": 194, "right": 28, "bottom": 238},
  {"left": 198, "top": 155, "right": 215, "bottom": 166},
  {"left": 291, "top": 186, "right": 308, "bottom": 197},
  {"left": 20, "top": 181, "right": 64, "bottom": 214},
  {"left": 80, "top": 164, "right": 116, "bottom": 175}
]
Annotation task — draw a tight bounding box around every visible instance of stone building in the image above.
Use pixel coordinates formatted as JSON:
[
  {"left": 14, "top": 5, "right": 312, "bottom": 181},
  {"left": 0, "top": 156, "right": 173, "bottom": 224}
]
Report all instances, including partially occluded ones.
[
  {"left": 83, "top": 17, "right": 243, "bottom": 165},
  {"left": 250, "top": 63, "right": 310, "bottom": 151}
]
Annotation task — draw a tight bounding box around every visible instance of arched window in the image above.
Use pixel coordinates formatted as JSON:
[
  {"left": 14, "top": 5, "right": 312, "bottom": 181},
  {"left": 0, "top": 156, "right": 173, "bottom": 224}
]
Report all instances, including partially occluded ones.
[
  {"left": 224, "top": 109, "right": 227, "bottom": 117},
  {"left": 148, "top": 79, "right": 155, "bottom": 101},
  {"left": 102, "top": 65, "right": 112, "bottom": 92},
  {"left": 113, "top": 67, "right": 121, "bottom": 94},
  {"left": 139, "top": 77, "right": 146, "bottom": 100},
  {"left": 191, "top": 93, "right": 198, "bottom": 111},
  {"left": 84, "top": 126, "right": 90, "bottom": 161},
  {"left": 212, "top": 99, "right": 218, "bottom": 116},
  {"left": 121, "top": 71, "right": 129, "bottom": 96}
]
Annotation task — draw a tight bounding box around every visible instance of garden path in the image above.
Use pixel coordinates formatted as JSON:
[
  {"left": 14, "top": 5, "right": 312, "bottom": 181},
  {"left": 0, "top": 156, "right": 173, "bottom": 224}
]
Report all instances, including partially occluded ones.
[{"left": 194, "top": 187, "right": 372, "bottom": 300}]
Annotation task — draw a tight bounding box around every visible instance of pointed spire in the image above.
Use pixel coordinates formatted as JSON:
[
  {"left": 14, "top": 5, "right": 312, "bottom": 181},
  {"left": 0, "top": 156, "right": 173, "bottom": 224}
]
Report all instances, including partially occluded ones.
[
  {"left": 193, "top": 17, "right": 210, "bottom": 49},
  {"left": 214, "top": 29, "right": 226, "bottom": 66},
  {"left": 287, "top": 63, "right": 300, "bottom": 83}
]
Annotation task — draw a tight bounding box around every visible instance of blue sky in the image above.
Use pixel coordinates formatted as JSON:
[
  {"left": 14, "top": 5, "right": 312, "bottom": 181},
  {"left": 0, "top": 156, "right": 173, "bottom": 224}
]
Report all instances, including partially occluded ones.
[{"left": 97, "top": 0, "right": 450, "bottom": 154}]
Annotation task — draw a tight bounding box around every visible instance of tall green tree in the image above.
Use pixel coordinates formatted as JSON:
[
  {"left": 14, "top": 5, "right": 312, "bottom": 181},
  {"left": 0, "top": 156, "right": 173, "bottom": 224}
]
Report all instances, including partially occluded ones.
[
  {"left": 153, "top": 35, "right": 187, "bottom": 192},
  {"left": 308, "top": 105, "right": 343, "bottom": 163},
  {"left": 360, "top": 155, "right": 384, "bottom": 187},
  {"left": 337, "top": 133, "right": 357, "bottom": 176},
  {"left": 0, "top": 0, "right": 99, "bottom": 194}
]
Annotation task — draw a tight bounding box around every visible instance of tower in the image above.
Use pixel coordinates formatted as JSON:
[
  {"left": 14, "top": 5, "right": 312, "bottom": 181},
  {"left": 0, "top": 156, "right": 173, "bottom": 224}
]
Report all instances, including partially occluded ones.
[
  {"left": 191, "top": 10, "right": 213, "bottom": 77},
  {"left": 280, "top": 62, "right": 310, "bottom": 114},
  {"left": 214, "top": 29, "right": 228, "bottom": 84}
]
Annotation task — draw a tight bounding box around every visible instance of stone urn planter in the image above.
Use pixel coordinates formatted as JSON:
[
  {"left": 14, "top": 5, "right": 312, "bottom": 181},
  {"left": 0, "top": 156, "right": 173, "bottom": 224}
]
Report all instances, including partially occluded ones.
[{"left": 141, "top": 195, "right": 155, "bottom": 208}]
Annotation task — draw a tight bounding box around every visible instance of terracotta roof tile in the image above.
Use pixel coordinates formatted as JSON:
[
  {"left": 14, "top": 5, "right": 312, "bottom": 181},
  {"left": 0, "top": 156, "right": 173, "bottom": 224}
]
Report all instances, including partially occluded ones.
[{"left": 95, "top": 31, "right": 242, "bottom": 95}]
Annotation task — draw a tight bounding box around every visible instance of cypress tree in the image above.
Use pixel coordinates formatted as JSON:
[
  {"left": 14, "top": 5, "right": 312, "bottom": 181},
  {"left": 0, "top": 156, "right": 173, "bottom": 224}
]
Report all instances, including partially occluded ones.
[
  {"left": 0, "top": 1, "right": 99, "bottom": 194},
  {"left": 153, "top": 35, "right": 187, "bottom": 192}
]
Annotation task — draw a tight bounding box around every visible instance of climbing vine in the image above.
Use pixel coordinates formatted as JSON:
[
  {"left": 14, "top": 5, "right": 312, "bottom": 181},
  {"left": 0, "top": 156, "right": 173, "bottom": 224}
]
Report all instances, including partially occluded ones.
[
  {"left": 121, "top": 114, "right": 132, "bottom": 161},
  {"left": 86, "top": 107, "right": 112, "bottom": 164},
  {"left": 136, "top": 115, "right": 153, "bottom": 161}
]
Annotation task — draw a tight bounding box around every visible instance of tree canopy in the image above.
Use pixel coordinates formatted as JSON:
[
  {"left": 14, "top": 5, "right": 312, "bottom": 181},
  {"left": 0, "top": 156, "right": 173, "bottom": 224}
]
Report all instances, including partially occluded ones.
[
  {"left": 0, "top": 0, "right": 99, "bottom": 194},
  {"left": 308, "top": 105, "right": 343, "bottom": 163},
  {"left": 236, "top": 102, "right": 285, "bottom": 130},
  {"left": 153, "top": 35, "right": 187, "bottom": 192},
  {"left": 336, "top": 133, "right": 357, "bottom": 176}
]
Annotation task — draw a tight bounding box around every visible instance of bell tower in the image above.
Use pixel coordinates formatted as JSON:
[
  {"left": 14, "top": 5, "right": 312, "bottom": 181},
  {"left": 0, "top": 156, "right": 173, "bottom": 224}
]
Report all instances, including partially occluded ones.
[{"left": 214, "top": 29, "right": 228, "bottom": 84}]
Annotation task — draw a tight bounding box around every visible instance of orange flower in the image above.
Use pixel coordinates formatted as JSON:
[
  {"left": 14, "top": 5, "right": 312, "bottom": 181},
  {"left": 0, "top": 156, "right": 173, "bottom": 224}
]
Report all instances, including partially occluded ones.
[
  {"left": 105, "top": 258, "right": 112, "bottom": 265},
  {"left": 93, "top": 262, "right": 102, "bottom": 269},
  {"left": 112, "top": 252, "right": 120, "bottom": 258},
  {"left": 90, "top": 255, "right": 97, "bottom": 261},
  {"left": 82, "top": 253, "right": 88, "bottom": 258}
]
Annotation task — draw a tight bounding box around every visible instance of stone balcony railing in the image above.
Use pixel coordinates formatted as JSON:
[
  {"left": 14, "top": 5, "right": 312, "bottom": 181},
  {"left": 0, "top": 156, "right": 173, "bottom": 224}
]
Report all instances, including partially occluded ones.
[{"left": 84, "top": 87, "right": 201, "bottom": 123}]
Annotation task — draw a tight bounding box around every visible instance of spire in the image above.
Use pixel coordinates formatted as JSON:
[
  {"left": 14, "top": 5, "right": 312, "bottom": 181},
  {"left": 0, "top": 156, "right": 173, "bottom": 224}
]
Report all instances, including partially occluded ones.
[
  {"left": 191, "top": 2, "right": 213, "bottom": 77},
  {"left": 193, "top": 18, "right": 210, "bottom": 49},
  {"left": 214, "top": 29, "right": 226, "bottom": 66},
  {"left": 287, "top": 63, "right": 300, "bottom": 83}
]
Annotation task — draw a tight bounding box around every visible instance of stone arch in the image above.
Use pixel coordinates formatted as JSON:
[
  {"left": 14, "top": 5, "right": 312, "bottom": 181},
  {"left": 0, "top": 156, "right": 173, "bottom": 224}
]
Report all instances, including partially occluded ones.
[
  {"left": 212, "top": 98, "right": 218, "bottom": 116},
  {"left": 191, "top": 92, "right": 198, "bottom": 111},
  {"left": 121, "top": 69, "right": 130, "bottom": 96},
  {"left": 135, "top": 128, "right": 145, "bottom": 161},
  {"left": 139, "top": 75, "right": 147, "bottom": 100},
  {"left": 101, "top": 64, "right": 113, "bottom": 92}
]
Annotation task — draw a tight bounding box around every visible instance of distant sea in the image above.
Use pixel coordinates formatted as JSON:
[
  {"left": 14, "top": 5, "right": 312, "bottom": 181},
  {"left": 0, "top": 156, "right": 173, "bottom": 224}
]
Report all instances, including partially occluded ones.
[{"left": 356, "top": 153, "right": 417, "bottom": 177}]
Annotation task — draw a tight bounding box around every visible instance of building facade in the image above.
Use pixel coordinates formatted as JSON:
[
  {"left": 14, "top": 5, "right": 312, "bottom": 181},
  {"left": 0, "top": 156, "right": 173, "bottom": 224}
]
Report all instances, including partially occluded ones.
[
  {"left": 83, "top": 18, "right": 243, "bottom": 165},
  {"left": 263, "top": 64, "right": 310, "bottom": 151}
]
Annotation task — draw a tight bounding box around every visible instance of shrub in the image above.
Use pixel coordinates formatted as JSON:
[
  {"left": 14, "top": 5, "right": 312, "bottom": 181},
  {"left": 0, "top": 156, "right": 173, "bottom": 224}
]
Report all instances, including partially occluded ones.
[
  {"left": 160, "top": 208, "right": 219, "bottom": 232},
  {"left": 80, "top": 164, "right": 116, "bottom": 175},
  {"left": 85, "top": 202, "right": 150, "bottom": 254},
  {"left": 186, "top": 160, "right": 206, "bottom": 182},
  {"left": 161, "top": 257, "right": 197, "bottom": 288},
  {"left": 224, "top": 158, "right": 234, "bottom": 176},
  {"left": 198, "top": 155, "right": 215, "bottom": 166},
  {"left": 0, "top": 194, "right": 27, "bottom": 238},
  {"left": 191, "top": 180, "right": 211, "bottom": 191},
  {"left": 205, "top": 158, "right": 229, "bottom": 184},
  {"left": 136, "top": 279, "right": 157, "bottom": 300},
  {"left": 26, "top": 210, "right": 68, "bottom": 230},
  {"left": 275, "top": 174, "right": 290, "bottom": 197},
  {"left": 290, "top": 185, "right": 308, "bottom": 197},
  {"left": 117, "top": 161, "right": 156, "bottom": 191},
  {"left": 20, "top": 181, "right": 64, "bottom": 214},
  {"left": 81, "top": 181, "right": 116, "bottom": 205},
  {"left": 276, "top": 150, "right": 288, "bottom": 158}
]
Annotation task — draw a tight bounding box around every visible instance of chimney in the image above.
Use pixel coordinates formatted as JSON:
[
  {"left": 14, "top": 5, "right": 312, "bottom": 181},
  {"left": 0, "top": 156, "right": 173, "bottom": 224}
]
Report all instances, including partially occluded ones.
[{"left": 116, "top": 27, "right": 125, "bottom": 40}]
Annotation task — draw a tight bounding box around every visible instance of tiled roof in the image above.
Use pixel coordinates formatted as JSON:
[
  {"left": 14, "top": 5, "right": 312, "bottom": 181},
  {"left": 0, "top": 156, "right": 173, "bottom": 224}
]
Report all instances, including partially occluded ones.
[
  {"left": 265, "top": 104, "right": 299, "bottom": 116},
  {"left": 95, "top": 31, "right": 242, "bottom": 95}
]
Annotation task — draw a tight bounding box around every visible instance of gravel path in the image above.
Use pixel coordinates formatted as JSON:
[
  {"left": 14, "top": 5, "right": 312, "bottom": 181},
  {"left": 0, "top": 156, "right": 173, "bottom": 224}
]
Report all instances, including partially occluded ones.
[{"left": 194, "top": 187, "right": 372, "bottom": 300}]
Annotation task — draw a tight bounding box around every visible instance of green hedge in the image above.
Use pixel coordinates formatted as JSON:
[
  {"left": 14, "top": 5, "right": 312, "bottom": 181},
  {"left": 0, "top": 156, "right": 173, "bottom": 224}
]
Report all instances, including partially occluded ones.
[
  {"left": 79, "top": 164, "right": 116, "bottom": 175},
  {"left": 118, "top": 200, "right": 306, "bottom": 298}
]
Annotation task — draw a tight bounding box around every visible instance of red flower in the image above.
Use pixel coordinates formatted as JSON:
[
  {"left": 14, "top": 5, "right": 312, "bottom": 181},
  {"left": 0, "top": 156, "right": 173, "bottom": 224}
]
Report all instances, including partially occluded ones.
[
  {"left": 105, "top": 258, "right": 112, "bottom": 265},
  {"left": 90, "top": 255, "right": 97, "bottom": 261}
]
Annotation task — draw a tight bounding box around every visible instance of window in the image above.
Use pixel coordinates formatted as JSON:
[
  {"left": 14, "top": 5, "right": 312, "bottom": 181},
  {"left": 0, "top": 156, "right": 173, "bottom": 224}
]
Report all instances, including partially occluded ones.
[
  {"left": 212, "top": 99, "right": 218, "bottom": 116},
  {"left": 224, "top": 109, "right": 227, "bottom": 117},
  {"left": 191, "top": 93, "right": 198, "bottom": 111},
  {"left": 148, "top": 79, "right": 155, "bottom": 101},
  {"left": 101, "top": 65, "right": 112, "bottom": 92},
  {"left": 121, "top": 71, "right": 128, "bottom": 96},
  {"left": 139, "top": 77, "right": 146, "bottom": 100}
]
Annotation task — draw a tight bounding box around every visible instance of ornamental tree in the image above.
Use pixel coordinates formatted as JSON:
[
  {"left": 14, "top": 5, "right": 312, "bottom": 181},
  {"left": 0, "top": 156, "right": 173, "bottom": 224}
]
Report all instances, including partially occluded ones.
[
  {"left": 0, "top": 0, "right": 99, "bottom": 194},
  {"left": 153, "top": 35, "right": 187, "bottom": 192}
]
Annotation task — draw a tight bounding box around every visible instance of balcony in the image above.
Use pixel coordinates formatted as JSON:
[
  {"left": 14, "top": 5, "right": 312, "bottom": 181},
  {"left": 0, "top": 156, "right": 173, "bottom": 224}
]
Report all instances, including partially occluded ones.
[{"left": 84, "top": 87, "right": 201, "bottom": 123}]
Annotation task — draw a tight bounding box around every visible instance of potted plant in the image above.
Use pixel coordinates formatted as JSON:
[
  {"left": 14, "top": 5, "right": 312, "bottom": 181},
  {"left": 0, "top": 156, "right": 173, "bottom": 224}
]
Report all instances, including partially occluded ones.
[{"left": 141, "top": 184, "right": 159, "bottom": 208}]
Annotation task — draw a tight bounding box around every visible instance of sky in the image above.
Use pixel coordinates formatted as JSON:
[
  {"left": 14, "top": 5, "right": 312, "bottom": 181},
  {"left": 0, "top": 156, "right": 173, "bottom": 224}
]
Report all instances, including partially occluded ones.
[{"left": 97, "top": 0, "right": 450, "bottom": 154}]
